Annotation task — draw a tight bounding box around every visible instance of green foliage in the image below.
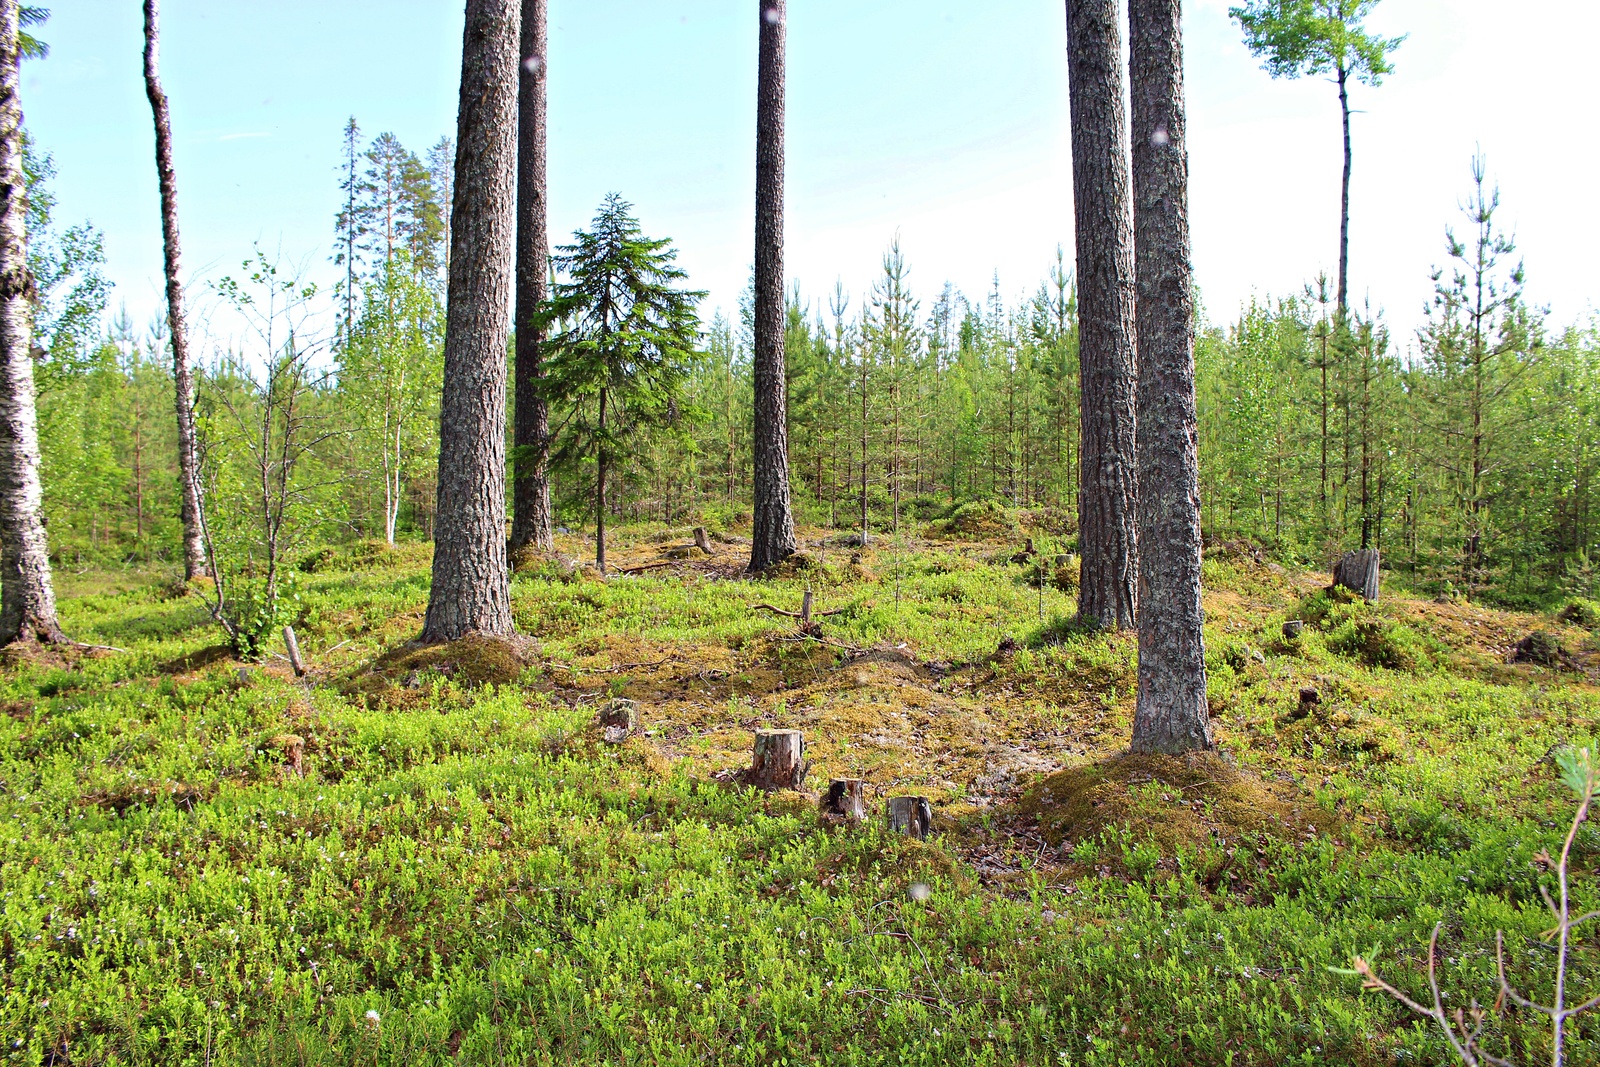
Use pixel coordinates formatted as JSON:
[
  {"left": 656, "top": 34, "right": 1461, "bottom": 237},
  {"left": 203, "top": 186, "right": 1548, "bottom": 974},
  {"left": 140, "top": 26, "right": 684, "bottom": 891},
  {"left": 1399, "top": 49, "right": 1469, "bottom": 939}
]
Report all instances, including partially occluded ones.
[
  {"left": 540, "top": 194, "right": 705, "bottom": 546},
  {"left": 1230, "top": 0, "right": 1403, "bottom": 85},
  {"left": 5, "top": 539, "right": 1598, "bottom": 1064},
  {"left": 337, "top": 253, "right": 444, "bottom": 542},
  {"left": 203, "top": 250, "right": 342, "bottom": 658}
]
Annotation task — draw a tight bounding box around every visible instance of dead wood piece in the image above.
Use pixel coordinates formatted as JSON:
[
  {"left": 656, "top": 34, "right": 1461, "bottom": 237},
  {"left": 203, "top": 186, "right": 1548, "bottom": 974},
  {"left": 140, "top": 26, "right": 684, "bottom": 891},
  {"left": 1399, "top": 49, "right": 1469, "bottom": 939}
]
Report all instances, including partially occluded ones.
[
  {"left": 751, "top": 729, "right": 806, "bottom": 791},
  {"left": 751, "top": 591, "right": 847, "bottom": 623},
  {"left": 888, "top": 796, "right": 933, "bottom": 839},
  {"left": 283, "top": 625, "right": 307, "bottom": 677},
  {"left": 693, "top": 526, "right": 715, "bottom": 555},
  {"left": 621, "top": 560, "right": 678, "bottom": 574},
  {"left": 823, "top": 778, "right": 868, "bottom": 823}
]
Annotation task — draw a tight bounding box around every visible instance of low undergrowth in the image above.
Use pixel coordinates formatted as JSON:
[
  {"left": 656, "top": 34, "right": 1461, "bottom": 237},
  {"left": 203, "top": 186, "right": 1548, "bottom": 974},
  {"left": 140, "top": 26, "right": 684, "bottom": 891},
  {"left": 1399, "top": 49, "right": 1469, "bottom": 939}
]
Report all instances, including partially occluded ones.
[{"left": 2, "top": 525, "right": 1598, "bottom": 1064}]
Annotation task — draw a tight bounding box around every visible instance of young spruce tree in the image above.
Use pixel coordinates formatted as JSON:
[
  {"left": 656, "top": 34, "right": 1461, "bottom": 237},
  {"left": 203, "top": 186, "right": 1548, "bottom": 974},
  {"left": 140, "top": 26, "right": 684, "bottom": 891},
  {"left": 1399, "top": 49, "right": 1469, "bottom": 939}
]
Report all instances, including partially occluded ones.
[{"left": 541, "top": 195, "right": 703, "bottom": 575}]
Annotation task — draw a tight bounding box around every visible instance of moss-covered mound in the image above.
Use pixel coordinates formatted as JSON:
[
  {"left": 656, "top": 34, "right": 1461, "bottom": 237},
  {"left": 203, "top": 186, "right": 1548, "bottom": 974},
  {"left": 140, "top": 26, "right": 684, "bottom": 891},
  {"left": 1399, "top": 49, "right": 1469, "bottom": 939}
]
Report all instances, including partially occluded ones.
[
  {"left": 1017, "top": 751, "right": 1338, "bottom": 862},
  {"left": 299, "top": 538, "right": 427, "bottom": 574},
  {"left": 928, "top": 500, "right": 1017, "bottom": 540},
  {"left": 509, "top": 545, "right": 581, "bottom": 580},
  {"left": 343, "top": 634, "right": 537, "bottom": 706}
]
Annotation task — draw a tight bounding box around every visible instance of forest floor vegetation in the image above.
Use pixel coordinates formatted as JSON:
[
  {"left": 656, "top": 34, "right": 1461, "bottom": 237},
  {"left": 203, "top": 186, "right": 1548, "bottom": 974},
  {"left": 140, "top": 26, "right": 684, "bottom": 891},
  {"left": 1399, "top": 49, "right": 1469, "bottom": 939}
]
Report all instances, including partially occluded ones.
[{"left": 4, "top": 522, "right": 1599, "bottom": 1064}]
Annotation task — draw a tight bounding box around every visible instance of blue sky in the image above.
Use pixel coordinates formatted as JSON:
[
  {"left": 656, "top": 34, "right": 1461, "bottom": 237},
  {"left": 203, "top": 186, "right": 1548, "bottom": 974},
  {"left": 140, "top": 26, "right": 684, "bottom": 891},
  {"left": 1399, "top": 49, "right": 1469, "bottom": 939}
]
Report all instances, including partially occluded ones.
[{"left": 24, "top": 0, "right": 1600, "bottom": 354}]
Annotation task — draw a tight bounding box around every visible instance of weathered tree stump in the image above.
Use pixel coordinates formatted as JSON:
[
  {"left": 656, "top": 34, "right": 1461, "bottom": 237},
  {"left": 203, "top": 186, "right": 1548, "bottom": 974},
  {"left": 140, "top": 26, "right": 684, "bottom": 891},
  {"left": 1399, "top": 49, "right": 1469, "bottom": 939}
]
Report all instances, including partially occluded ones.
[
  {"left": 887, "top": 796, "right": 933, "bottom": 839},
  {"left": 750, "top": 729, "right": 806, "bottom": 791},
  {"left": 1282, "top": 619, "right": 1305, "bottom": 639},
  {"left": 599, "top": 698, "right": 638, "bottom": 744},
  {"left": 1332, "top": 549, "right": 1380, "bottom": 602},
  {"left": 694, "top": 526, "right": 715, "bottom": 555},
  {"left": 282, "top": 625, "right": 307, "bottom": 677},
  {"left": 823, "top": 778, "right": 867, "bottom": 822}
]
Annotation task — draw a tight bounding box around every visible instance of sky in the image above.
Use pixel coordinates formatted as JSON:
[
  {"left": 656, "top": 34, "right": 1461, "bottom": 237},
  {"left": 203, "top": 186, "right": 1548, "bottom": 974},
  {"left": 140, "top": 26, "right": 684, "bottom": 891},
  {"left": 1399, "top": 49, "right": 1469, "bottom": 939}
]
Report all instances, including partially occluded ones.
[{"left": 23, "top": 0, "right": 1600, "bottom": 358}]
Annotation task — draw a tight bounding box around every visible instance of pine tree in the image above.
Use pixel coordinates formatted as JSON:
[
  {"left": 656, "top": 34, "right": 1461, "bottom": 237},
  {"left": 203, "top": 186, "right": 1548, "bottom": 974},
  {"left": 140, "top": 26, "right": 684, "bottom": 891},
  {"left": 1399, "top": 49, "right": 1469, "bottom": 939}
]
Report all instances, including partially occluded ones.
[
  {"left": 749, "top": 0, "right": 798, "bottom": 571},
  {"left": 1230, "top": 0, "right": 1402, "bottom": 317},
  {"left": 1065, "top": 0, "right": 1140, "bottom": 630},
  {"left": 510, "top": 0, "right": 553, "bottom": 553},
  {"left": 1128, "top": 0, "right": 1212, "bottom": 754},
  {"left": 422, "top": 0, "right": 520, "bottom": 644},
  {"left": 1417, "top": 154, "right": 1541, "bottom": 593}
]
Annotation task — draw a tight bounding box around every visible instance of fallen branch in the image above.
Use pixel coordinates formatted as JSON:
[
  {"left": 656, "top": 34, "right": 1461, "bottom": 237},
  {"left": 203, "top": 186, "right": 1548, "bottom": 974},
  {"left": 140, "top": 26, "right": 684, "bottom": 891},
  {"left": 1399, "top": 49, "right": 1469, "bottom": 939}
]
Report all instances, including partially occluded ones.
[
  {"left": 548, "top": 657, "right": 678, "bottom": 675},
  {"left": 620, "top": 560, "right": 679, "bottom": 574},
  {"left": 750, "top": 603, "right": 846, "bottom": 619},
  {"left": 71, "top": 641, "right": 128, "bottom": 655}
]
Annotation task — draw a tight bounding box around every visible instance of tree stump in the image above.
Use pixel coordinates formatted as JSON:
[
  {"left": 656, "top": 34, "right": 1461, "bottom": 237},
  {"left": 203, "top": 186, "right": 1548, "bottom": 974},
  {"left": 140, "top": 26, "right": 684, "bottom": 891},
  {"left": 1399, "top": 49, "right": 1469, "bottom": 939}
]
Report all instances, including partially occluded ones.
[
  {"left": 1332, "top": 549, "right": 1380, "bottom": 602},
  {"left": 599, "top": 698, "right": 638, "bottom": 744},
  {"left": 750, "top": 729, "right": 805, "bottom": 791},
  {"left": 694, "top": 526, "right": 715, "bottom": 555},
  {"left": 823, "top": 778, "right": 867, "bottom": 823},
  {"left": 887, "top": 796, "right": 933, "bottom": 839},
  {"left": 1282, "top": 619, "right": 1305, "bottom": 639}
]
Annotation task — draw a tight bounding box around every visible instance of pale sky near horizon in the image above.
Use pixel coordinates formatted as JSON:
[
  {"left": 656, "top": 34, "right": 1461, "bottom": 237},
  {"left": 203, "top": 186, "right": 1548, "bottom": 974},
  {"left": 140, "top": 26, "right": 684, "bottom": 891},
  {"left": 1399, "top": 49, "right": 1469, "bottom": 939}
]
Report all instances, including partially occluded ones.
[{"left": 23, "top": 0, "right": 1600, "bottom": 359}]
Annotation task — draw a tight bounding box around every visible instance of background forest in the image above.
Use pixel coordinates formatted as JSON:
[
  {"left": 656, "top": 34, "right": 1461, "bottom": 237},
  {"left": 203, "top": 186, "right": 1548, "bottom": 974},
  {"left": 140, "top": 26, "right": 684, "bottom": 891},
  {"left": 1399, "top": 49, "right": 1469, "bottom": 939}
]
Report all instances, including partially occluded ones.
[{"left": 35, "top": 122, "right": 1600, "bottom": 608}]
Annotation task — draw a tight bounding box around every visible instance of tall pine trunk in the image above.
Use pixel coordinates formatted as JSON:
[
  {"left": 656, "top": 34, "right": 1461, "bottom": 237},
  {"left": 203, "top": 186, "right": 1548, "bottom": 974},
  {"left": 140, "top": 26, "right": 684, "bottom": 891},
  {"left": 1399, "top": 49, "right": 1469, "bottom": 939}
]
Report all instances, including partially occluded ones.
[
  {"left": 1065, "top": 0, "right": 1139, "bottom": 630},
  {"left": 510, "top": 0, "right": 553, "bottom": 552},
  {"left": 142, "top": 0, "right": 208, "bottom": 581},
  {"left": 1336, "top": 64, "right": 1350, "bottom": 317},
  {"left": 748, "top": 0, "right": 798, "bottom": 572},
  {"left": 422, "top": 0, "right": 518, "bottom": 643},
  {"left": 0, "top": 0, "right": 61, "bottom": 644},
  {"left": 1128, "top": 0, "right": 1211, "bottom": 755}
]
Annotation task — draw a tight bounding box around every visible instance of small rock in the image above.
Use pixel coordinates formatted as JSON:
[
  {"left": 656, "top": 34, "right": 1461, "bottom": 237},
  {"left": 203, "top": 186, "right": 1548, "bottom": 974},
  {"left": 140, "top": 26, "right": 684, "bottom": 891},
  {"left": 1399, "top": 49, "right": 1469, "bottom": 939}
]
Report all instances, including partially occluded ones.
[
  {"left": 236, "top": 667, "right": 255, "bottom": 684},
  {"left": 402, "top": 670, "right": 423, "bottom": 689},
  {"left": 1250, "top": 648, "right": 1267, "bottom": 665},
  {"left": 1299, "top": 686, "right": 1320, "bottom": 705}
]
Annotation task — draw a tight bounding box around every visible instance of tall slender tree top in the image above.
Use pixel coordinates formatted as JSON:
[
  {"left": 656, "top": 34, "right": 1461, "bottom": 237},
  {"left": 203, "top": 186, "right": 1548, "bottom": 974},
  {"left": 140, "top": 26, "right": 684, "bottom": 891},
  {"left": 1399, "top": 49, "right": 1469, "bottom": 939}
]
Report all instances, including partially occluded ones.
[{"left": 1230, "top": 0, "right": 1401, "bottom": 84}]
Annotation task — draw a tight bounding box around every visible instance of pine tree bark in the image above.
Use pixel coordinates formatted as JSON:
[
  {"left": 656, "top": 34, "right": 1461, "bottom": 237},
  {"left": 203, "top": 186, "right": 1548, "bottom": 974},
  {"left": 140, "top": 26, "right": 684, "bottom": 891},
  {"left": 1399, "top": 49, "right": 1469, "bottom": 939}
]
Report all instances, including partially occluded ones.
[
  {"left": 510, "top": 0, "right": 553, "bottom": 553},
  {"left": 0, "top": 0, "right": 62, "bottom": 644},
  {"left": 1128, "top": 0, "right": 1212, "bottom": 755},
  {"left": 142, "top": 0, "right": 208, "bottom": 581},
  {"left": 422, "top": 0, "right": 518, "bottom": 643},
  {"left": 748, "top": 0, "right": 798, "bottom": 572},
  {"left": 1065, "top": 0, "right": 1139, "bottom": 630}
]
